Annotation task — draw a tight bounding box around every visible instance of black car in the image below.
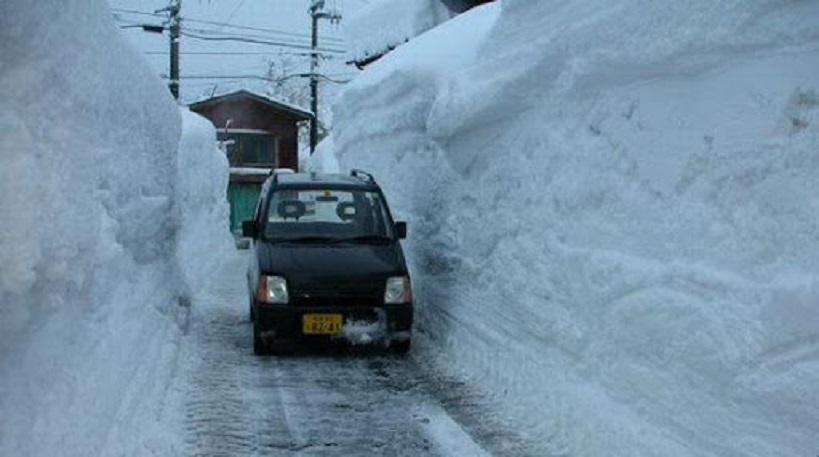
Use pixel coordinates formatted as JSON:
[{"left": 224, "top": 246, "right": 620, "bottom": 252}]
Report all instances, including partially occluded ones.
[{"left": 242, "top": 169, "right": 413, "bottom": 355}]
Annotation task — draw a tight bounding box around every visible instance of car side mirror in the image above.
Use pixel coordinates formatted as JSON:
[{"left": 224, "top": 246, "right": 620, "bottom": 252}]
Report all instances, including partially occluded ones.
[
  {"left": 394, "top": 221, "right": 407, "bottom": 239},
  {"left": 242, "top": 220, "right": 259, "bottom": 238}
]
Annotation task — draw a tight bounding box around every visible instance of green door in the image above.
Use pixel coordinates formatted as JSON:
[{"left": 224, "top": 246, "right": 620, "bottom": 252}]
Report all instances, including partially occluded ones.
[{"left": 227, "top": 183, "right": 262, "bottom": 235}]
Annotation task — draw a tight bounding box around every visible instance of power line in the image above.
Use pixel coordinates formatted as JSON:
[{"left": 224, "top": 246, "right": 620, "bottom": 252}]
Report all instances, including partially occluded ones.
[
  {"left": 143, "top": 50, "right": 322, "bottom": 56},
  {"left": 180, "top": 31, "right": 345, "bottom": 54},
  {"left": 111, "top": 8, "right": 163, "bottom": 17},
  {"left": 115, "top": 16, "right": 346, "bottom": 54},
  {"left": 164, "top": 73, "right": 351, "bottom": 84},
  {"left": 222, "top": 0, "right": 247, "bottom": 28},
  {"left": 111, "top": 7, "right": 344, "bottom": 43},
  {"left": 172, "top": 74, "right": 276, "bottom": 81},
  {"left": 182, "top": 26, "right": 318, "bottom": 48},
  {"left": 183, "top": 17, "right": 344, "bottom": 43},
  {"left": 115, "top": 17, "right": 332, "bottom": 50},
  {"left": 112, "top": 5, "right": 352, "bottom": 100}
]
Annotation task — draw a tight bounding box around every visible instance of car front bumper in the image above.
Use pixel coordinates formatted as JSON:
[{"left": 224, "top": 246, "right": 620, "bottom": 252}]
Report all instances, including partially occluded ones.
[{"left": 254, "top": 302, "right": 413, "bottom": 345}]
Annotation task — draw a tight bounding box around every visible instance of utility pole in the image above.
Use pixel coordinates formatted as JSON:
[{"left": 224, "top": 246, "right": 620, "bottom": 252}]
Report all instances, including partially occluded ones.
[
  {"left": 310, "top": 8, "right": 318, "bottom": 153},
  {"left": 155, "top": 0, "right": 181, "bottom": 99},
  {"left": 308, "top": 0, "right": 341, "bottom": 154},
  {"left": 169, "top": 0, "right": 181, "bottom": 100}
]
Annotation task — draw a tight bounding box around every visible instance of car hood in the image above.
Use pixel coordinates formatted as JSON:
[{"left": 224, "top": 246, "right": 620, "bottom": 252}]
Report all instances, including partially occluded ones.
[{"left": 257, "top": 242, "right": 407, "bottom": 290}]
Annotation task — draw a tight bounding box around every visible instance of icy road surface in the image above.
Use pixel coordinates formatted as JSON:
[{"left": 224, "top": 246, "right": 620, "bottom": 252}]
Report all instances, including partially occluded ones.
[{"left": 173, "top": 251, "right": 529, "bottom": 457}]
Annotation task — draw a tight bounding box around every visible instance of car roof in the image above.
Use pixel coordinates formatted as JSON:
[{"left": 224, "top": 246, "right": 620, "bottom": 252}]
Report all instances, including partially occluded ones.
[{"left": 272, "top": 172, "right": 380, "bottom": 190}]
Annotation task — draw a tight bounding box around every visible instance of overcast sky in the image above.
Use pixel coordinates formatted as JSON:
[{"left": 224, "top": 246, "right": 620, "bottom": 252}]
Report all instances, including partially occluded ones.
[{"left": 108, "top": 0, "right": 372, "bottom": 103}]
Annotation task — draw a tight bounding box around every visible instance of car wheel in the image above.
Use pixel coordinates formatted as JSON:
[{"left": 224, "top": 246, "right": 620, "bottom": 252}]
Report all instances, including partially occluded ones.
[
  {"left": 253, "top": 322, "right": 267, "bottom": 355},
  {"left": 269, "top": 342, "right": 293, "bottom": 356},
  {"left": 391, "top": 339, "right": 411, "bottom": 355}
]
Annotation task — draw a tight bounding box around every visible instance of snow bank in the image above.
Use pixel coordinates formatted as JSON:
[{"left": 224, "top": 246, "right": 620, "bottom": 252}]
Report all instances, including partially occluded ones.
[
  {"left": 0, "top": 1, "right": 235, "bottom": 455},
  {"left": 175, "top": 109, "right": 236, "bottom": 304},
  {"left": 344, "top": 0, "right": 453, "bottom": 64},
  {"left": 332, "top": 1, "right": 819, "bottom": 455},
  {"left": 304, "top": 135, "right": 342, "bottom": 173}
]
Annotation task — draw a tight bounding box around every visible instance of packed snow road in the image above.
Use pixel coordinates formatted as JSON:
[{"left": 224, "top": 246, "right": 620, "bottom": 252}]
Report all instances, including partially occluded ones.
[{"left": 173, "top": 252, "right": 528, "bottom": 457}]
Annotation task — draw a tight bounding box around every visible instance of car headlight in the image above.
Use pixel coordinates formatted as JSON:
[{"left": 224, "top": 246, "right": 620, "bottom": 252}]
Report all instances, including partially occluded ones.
[
  {"left": 257, "top": 275, "right": 289, "bottom": 304},
  {"left": 384, "top": 276, "right": 412, "bottom": 304}
]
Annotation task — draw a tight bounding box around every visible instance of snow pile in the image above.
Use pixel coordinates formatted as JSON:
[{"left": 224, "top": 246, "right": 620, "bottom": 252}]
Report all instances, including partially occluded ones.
[
  {"left": 175, "top": 108, "right": 236, "bottom": 304},
  {"left": 344, "top": 0, "right": 453, "bottom": 65},
  {"left": 0, "top": 1, "right": 234, "bottom": 455},
  {"left": 304, "top": 134, "right": 341, "bottom": 173},
  {"left": 332, "top": 1, "right": 819, "bottom": 455}
]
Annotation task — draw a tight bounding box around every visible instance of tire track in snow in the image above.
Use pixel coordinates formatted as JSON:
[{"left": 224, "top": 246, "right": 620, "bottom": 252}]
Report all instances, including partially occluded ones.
[
  {"left": 252, "top": 353, "right": 438, "bottom": 456},
  {"left": 181, "top": 308, "right": 298, "bottom": 456},
  {"left": 178, "top": 304, "right": 439, "bottom": 456},
  {"left": 178, "top": 307, "right": 516, "bottom": 456},
  {"left": 177, "top": 253, "right": 528, "bottom": 456}
]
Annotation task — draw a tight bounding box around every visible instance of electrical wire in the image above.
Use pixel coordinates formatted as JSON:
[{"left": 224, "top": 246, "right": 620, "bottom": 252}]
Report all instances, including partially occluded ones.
[
  {"left": 182, "top": 26, "right": 317, "bottom": 48},
  {"left": 111, "top": 8, "right": 162, "bottom": 17},
  {"left": 111, "top": 7, "right": 353, "bottom": 91},
  {"left": 116, "top": 17, "right": 345, "bottom": 54},
  {"left": 115, "top": 17, "right": 328, "bottom": 50},
  {"left": 143, "top": 51, "right": 323, "bottom": 57},
  {"left": 114, "top": 16, "right": 345, "bottom": 53},
  {"left": 167, "top": 73, "right": 351, "bottom": 84},
  {"left": 173, "top": 75, "right": 276, "bottom": 81},
  {"left": 182, "top": 17, "right": 344, "bottom": 43},
  {"left": 110, "top": 7, "right": 344, "bottom": 43},
  {"left": 222, "top": 0, "right": 247, "bottom": 29},
  {"left": 180, "top": 31, "right": 345, "bottom": 54}
]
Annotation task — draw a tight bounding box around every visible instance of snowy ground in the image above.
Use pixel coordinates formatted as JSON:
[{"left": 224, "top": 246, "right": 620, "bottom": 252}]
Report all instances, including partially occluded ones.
[
  {"left": 165, "top": 251, "right": 528, "bottom": 457},
  {"left": 329, "top": 1, "right": 819, "bottom": 456}
]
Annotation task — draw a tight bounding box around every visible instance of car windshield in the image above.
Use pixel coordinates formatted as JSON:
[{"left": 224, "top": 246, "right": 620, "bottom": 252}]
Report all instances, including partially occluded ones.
[{"left": 264, "top": 187, "right": 395, "bottom": 243}]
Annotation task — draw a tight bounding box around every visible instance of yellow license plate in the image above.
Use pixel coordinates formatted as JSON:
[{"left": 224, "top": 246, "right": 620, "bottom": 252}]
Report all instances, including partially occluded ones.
[{"left": 302, "top": 314, "right": 343, "bottom": 335}]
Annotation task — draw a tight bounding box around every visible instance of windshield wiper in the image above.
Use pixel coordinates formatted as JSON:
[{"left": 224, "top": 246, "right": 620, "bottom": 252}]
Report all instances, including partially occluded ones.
[
  {"left": 330, "top": 234, "right": 393, "bottom": 244},
  {"left": 269, "top": 236, "right": 336, "bottom": 244}
]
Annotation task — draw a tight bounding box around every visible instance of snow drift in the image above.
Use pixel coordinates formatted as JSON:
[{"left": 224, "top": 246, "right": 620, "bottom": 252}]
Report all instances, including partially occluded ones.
[
  {"left": 0, "top": 1, "right": 234, "bottom": 455},
  {"left": 344, "top": 0, "right": 453, "bottom": 65},
  {"left": 332, "top": 1, "right": 819, "bottom": 455}
]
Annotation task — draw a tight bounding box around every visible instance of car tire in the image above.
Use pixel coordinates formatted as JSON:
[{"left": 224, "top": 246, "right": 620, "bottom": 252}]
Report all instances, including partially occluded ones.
[
  {"left": 253, "top": 322, "right": 267, "bottom": 355},
  {"left": 391, "top": 339, "right": 411, "bottom": 355},
  {"left": 269, "top": 342, "right": 292, "bottom": 356}
]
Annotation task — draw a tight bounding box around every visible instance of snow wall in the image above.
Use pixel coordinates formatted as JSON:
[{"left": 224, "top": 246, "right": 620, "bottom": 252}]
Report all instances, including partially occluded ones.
[
  {"left": 331, "top": 1, "right": 819, "bottom": 455},
  {"left": 0, "top": 1, "right": 234, "bottom": 455},
  {"left": 344, "top": 0, "right": 453, "bottom": 64}
]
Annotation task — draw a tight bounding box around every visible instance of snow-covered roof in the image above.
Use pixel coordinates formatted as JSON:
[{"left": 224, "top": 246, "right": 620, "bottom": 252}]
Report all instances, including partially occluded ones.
[
  {"left": 229, "top": 167, "right": 271, "bottom": 176},
  {"left": 188, "top": 89, "right": 313, "bottom": 121},
  {"left": 344, "top": 0, "right": 454, "bottom": 66}
]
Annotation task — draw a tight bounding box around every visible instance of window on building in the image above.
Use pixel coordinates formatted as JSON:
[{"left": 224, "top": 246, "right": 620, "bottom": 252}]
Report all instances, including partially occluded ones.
[{"left": 218, "top": 132, "right": 278, "bottom": 166}]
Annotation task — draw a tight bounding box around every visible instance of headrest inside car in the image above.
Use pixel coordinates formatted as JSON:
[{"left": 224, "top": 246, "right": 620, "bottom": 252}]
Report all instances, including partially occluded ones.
[
  {"left": 336, "top": 202, "right": 356, "bottom": 221},
  {"left": 277, "top": 200, "right": 306, "bottom": 220}
]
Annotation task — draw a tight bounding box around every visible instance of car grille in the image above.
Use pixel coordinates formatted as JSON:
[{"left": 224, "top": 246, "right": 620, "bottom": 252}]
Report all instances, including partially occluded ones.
[{"left": 290, "top": 284, "right": 382, "bottom": 307}]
